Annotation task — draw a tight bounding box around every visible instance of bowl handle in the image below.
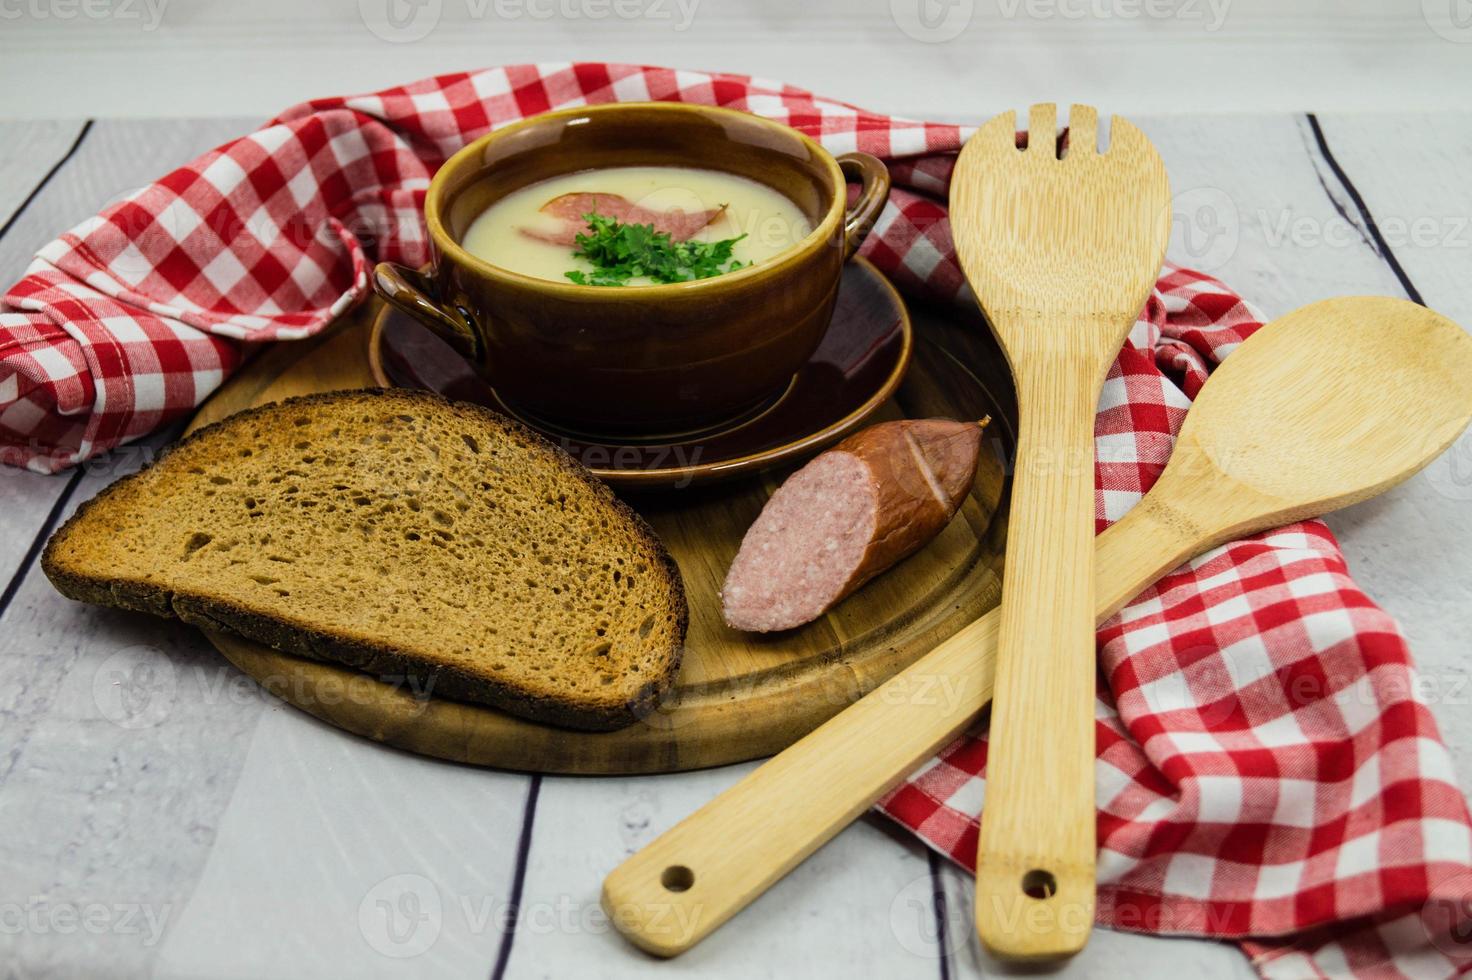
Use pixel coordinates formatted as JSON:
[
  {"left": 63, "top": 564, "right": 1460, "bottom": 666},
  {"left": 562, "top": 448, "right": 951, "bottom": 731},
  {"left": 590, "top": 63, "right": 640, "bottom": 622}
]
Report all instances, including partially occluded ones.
[
  {"left": 836, "top": 152, "right": 891, "bottom": 260},
  {"left": 373, "top": 262, "right": 482, "bottom": 363}
]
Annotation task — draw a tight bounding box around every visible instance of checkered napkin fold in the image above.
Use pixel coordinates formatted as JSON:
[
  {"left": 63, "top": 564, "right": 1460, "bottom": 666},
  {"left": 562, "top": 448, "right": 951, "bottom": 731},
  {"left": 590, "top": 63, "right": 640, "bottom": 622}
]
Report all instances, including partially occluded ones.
[{"left": 3, "top": 62, "right": 1469, "bottom": 977}]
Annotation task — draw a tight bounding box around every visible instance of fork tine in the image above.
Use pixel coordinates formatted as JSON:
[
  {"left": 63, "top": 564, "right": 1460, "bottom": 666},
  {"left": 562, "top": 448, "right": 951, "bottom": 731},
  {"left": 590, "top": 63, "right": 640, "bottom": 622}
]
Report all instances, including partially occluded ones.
[
  {"left": 1066, "top": 105, "right": 1098, "bottom": 158},
  {"left": 1027, "top": 103, "right": 1058, "bottom": 156}
]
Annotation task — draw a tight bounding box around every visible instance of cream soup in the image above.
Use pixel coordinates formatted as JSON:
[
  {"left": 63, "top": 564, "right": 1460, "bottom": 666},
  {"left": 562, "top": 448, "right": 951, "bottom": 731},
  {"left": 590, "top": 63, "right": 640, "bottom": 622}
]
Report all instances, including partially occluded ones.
[{"left": 460, "top": 166, "right": 814, "bottom": 286}]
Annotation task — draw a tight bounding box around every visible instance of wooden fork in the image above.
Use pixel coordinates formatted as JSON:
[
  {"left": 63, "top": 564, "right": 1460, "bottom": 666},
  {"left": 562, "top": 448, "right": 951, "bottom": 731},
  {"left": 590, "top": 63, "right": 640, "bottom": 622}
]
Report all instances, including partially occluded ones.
[{"left": 948, "top": 103, "right": 1170, "bottom": 959}]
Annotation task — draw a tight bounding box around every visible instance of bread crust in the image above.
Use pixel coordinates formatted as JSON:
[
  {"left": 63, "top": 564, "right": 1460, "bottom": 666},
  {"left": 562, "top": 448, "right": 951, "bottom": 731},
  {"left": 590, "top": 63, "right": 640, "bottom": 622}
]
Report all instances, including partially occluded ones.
[{"left": 42, "top": 388, "right": 689, "bottom": 733}]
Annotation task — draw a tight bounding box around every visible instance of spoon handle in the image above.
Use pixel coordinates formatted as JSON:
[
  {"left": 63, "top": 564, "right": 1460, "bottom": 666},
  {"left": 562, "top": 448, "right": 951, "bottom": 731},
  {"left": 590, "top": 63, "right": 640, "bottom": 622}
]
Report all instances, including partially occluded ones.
[
  {"left": 601, "top": 487, "right": 1203, "bottom": 957},
  {"left": 974, "top": 358, "right": 1101, "bottom": 959}
]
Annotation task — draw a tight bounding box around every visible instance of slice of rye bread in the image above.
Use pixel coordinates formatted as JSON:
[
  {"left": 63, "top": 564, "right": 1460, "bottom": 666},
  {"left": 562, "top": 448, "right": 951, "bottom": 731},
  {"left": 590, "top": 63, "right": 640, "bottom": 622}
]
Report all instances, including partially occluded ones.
[{"left": 42, "top": 388, "right": 688, "bottom": 732}]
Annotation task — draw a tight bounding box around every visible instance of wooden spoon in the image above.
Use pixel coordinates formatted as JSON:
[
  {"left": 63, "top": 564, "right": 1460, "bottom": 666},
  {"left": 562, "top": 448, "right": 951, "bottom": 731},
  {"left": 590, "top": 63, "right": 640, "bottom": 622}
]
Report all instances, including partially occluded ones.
[
  {"left": 602, "top": 295, "right": 1472, "bottom": 957},
  {"left": 948, "top": 103, "right": 1173, "bottom": 958}
]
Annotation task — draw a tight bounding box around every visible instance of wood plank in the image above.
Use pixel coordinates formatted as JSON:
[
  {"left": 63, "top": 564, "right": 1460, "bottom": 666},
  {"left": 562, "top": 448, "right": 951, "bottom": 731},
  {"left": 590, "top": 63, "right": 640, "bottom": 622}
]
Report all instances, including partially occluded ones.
[
  {"left": 0, "top": 118, "right": 255, "bottom": 275},
  {"left": 0, "top": 431, "right": 268, "bottom": 979},
  {"left": 0, "top": 120, "right": 89, "bottom": 591},
  {"left": 506, "top": 768, "right": 941, "bottom": 978},
  {"left": 152, "top": 715, "right": 530, "bottom": 979},
  {"left": 1283, "top": 112, "right": 1472, "bottom": 793},
  {"left": 1134, "top": 113, "right": 1407, "bottom": 318},
  {"left": 1308, "top": 113, "right": 1472, "bottom": 326},
  {"left": 0, "top": 119, "right": 258, "bottom": 588},
  {"left": 0, "top": 120, "right": 87, "bottom": 226}
]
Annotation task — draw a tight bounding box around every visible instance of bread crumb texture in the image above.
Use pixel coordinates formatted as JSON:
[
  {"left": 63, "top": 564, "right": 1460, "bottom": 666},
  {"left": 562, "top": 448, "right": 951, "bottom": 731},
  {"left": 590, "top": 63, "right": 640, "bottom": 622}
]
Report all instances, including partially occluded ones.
[{"left": 42, "top": 389, "right": 688, "bottom": 731}]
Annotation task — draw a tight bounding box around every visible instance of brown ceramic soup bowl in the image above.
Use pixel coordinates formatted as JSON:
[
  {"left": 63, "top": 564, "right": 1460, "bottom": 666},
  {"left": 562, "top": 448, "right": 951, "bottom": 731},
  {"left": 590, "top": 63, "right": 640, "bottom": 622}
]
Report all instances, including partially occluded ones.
[{"left": 373, "top": 102, "right": 889, "bottom": 435}]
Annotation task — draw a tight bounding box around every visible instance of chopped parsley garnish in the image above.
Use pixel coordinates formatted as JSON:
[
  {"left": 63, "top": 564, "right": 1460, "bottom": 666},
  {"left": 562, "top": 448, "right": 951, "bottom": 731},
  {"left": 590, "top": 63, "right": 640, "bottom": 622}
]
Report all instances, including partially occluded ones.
[{"left": 564, "top": 212, "right": 748, "bottom": 286}]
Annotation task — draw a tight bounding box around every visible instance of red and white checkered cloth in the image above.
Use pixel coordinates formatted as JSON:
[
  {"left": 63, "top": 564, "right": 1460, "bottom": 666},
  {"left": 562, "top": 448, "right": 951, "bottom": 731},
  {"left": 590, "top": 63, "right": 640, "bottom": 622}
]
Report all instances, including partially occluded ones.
[{"left": 3, "top": 63, "right": 1469, "bottom": 977}]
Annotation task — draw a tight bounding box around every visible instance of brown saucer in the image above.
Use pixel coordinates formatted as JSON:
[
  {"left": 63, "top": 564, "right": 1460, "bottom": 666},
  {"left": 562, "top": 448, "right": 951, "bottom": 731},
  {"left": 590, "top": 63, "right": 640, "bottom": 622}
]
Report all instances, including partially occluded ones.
[{"left": 368, "top": 256, "right": 912, "bottom": 489}]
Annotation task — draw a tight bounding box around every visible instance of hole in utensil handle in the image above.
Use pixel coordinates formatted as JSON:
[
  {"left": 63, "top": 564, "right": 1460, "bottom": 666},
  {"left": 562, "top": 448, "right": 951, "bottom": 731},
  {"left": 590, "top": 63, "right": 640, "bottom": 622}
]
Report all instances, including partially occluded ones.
[
  {"left": 661, "top": 865, "right": 694, "bottom": 893},
  {"left": 1021, "top": 869, "right": 1057, "bottom": 901}
]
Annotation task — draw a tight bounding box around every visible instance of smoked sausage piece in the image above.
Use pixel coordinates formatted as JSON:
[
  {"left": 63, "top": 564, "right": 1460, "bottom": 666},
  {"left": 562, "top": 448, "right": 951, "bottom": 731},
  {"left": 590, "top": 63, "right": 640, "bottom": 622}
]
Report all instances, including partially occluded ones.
[
  {"left": 722, "top": 418, "right": 986, "bottom": 632},
  {"left": 520, "top": 193, "right": 727, "bottom": 246}
]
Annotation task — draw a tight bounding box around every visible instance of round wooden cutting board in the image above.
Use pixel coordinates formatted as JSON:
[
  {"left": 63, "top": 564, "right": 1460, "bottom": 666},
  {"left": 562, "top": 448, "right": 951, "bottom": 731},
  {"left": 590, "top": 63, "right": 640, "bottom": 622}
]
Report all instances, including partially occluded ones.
[{"left": 186, "top": 282, "right": 1016, "bottom": 774}]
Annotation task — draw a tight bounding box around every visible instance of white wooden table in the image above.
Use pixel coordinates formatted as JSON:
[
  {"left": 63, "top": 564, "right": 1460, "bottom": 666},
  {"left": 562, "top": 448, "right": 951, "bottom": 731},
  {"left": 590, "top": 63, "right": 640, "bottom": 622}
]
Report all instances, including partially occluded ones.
[{"left": 1, "top": 112, "right": 1469, "bottom": 979}]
